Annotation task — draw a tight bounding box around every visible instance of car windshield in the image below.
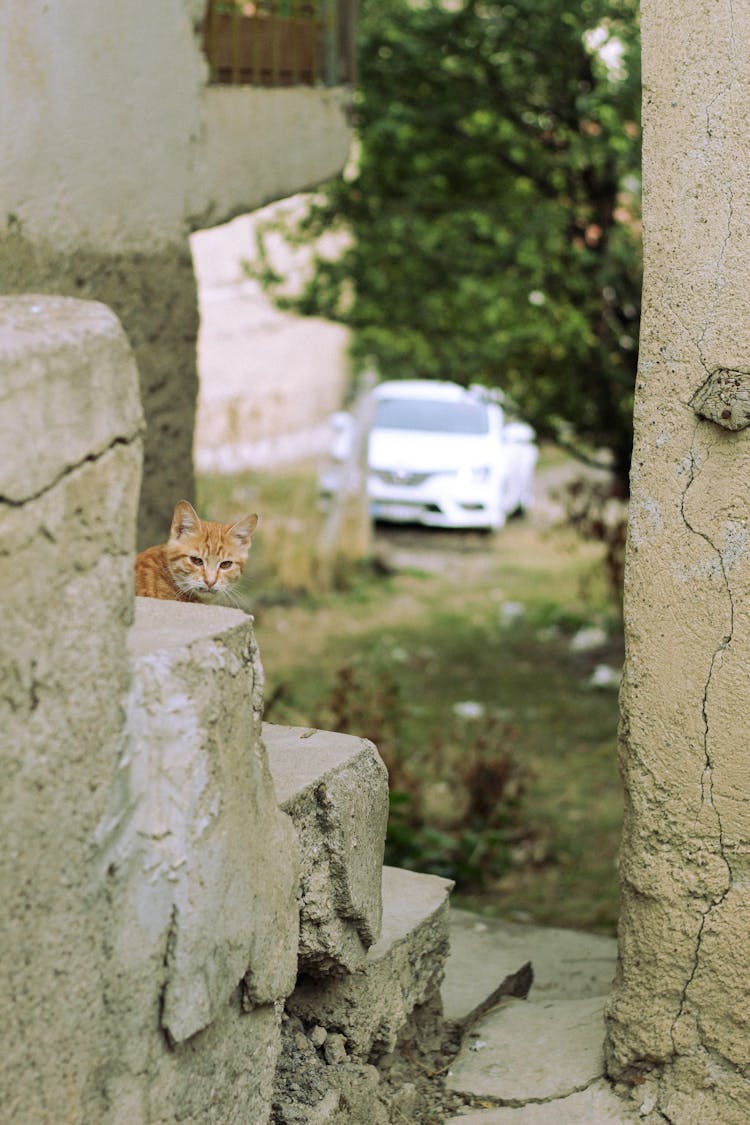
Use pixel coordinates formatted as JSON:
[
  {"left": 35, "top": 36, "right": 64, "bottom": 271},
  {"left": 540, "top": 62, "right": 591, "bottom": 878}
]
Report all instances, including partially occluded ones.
[{"left": 374, "top": 397, "right": 489, "bottom": 435}]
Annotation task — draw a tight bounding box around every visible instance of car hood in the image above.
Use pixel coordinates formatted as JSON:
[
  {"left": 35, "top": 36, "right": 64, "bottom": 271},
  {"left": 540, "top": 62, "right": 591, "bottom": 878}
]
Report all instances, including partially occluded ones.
[{"left": 368, "top": 428, "right": 497, "bottom": 473}]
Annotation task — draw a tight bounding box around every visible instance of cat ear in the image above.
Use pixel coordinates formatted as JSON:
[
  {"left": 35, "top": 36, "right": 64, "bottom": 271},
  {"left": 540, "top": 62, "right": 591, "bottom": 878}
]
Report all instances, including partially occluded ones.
[
  {"left": 170, "top": 500, "right": 201, "bottom": 540},
  {"left": 229, "top": 513, "right": 259, "bottom": 548}
]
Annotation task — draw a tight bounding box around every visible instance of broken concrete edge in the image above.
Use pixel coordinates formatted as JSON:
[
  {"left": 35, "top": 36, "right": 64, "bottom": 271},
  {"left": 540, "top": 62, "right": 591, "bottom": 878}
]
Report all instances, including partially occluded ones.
[
  {"left": 264, "top": 724, "right": 389, "bottom": 974},
  {"left": 442, "top": 908, "right": 617, "bottom": 1025},
  {"left": 129, "top": 597, "right": 266, "bottom": 721},
  {"left": 288, "top": 866, "right": 453, "bottom": 1061},
  {"left": 443, "top": 1077, "right": 654, "bottom": 1123}
]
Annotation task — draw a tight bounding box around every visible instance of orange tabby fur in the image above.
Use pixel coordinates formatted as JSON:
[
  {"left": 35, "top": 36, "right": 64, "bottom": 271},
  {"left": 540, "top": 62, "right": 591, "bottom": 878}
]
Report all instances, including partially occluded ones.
[{"left": 135, "top": 500, "right": 258, "bottom": 603}]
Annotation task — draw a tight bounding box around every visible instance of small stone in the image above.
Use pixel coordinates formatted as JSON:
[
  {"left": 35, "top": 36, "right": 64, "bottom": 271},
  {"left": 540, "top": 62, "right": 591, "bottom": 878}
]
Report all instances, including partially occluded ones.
[
  {"left": 309, "top": 1025, "right": 328, "bottom": 1048},
  {"left": 324, "top": 1033, "right": 349, "bottom": 1065}
]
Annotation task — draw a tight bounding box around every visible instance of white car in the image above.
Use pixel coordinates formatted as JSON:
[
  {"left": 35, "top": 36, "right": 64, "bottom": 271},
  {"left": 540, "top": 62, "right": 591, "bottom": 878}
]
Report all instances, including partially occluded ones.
[{"left": 322, "top": 380, "right": 537, "bottom": 531}]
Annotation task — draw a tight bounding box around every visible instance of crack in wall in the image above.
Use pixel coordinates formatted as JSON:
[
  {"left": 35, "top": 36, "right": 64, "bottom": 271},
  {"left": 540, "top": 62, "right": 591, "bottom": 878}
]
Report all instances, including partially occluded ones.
[
  {"left": 158, "top": 904, "right": 179, "bottom": 1051},
  {"left": 673, "top": 427, "right": 734, "bottom": 1051},
  {"left": 0, "top": 433, "right": 142, "bottom": 510}
]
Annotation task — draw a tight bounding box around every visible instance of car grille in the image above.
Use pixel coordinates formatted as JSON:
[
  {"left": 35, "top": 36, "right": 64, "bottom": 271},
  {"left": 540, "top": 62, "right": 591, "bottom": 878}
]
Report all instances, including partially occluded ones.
[{"left": 372, "top": 469, "right": 433, "bottom": 487}]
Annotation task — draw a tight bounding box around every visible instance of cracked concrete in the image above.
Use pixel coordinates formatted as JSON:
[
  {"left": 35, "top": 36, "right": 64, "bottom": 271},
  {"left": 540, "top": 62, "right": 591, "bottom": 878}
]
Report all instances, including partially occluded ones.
[
  {"left": 604, "top": 1, "right": 750, "bottom": 1118},
  {"left": 443, "top": 913, "right": 651, "bottom": 1124}
]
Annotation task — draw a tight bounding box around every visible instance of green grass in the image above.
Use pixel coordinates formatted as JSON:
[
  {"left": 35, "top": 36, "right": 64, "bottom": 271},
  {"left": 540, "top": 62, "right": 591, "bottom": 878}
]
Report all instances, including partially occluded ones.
[{"left": 197, "top": 465, "right": 624, "bottom": 936}]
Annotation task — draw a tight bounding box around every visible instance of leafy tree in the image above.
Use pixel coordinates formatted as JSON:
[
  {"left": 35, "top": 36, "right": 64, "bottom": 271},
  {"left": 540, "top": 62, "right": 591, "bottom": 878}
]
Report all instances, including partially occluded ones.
[{"left": 258, "top": 0, "right": 641, "bottom": 490}]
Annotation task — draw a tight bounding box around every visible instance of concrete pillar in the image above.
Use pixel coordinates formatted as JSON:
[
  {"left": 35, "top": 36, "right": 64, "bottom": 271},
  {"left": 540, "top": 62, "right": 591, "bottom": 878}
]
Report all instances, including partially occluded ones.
[
  {"left": 605, "top": 4, "right": 750, "bottom": 1119},
  {"left": 0, "top": 296, "right": 144, "bottom": 1120}
]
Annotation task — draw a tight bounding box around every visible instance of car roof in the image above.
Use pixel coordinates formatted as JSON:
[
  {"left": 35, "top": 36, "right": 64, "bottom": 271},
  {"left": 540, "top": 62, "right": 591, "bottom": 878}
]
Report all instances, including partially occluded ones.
[{"left": 373, "top": 379, "right": 475, "bottom": 403}]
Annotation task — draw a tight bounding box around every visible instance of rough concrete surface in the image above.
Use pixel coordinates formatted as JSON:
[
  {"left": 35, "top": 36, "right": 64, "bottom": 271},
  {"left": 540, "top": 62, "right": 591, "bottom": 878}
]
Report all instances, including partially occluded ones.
[
  {"left": 443, "top": 909, "right": 617, "bottom": 1023},
  {"left": 0, "top": 231, "right": 200, "bottom": 550},
  {"left": 604, "top": 2, "right": 750, "bottom": 1117},
  {"left": 101, "top": 600, "right": 301, "bottom": 1045},
  {"left": 448, "top": 996, "right": 608, "bottom": 1103},
  {"left": 0, "top": 297, "right": 143, "bottom": 1122},
  {"left": 289, "top": 865, "right": 453, "bottom": 1059},
  {"left": 0, "top": 294, "right": 144, "bottom": 500},
  {"left": 264, "top": 724, "right": 389, "bottom": 974}
]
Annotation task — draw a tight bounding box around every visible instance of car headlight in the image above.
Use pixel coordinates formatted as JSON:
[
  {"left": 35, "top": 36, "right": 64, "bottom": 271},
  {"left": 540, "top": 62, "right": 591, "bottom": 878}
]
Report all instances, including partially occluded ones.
[{"left": 470, "top": 465, "right": 492, "bottom": 481}]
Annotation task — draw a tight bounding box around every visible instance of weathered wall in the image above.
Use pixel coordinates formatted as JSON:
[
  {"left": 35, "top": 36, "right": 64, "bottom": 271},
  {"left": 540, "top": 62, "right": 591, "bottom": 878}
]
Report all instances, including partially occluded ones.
[
  {"left": 605, "top": 2, "right": 750, "bottom": 1119},
  {"left": 0, "top": 0, "right": 352, "bottom": 548},
  {"left": 0, "top": 296, "right": 303, "bottom": 1123},
  {"left": 0, "top": 230, "right": 200, "bottom": 550},
  {"left": 0, "top": 296, "right": 144, "bottom": 1120}
]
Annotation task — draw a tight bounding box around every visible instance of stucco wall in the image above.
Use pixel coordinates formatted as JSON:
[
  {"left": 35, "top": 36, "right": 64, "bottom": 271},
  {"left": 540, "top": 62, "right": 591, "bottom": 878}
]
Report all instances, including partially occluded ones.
[
  {"left": 0, "top": 296, "right": 302, "bottom": 1123},
  {"left": 605, "top": 2, "right": 750, "bottom": 1119},
  {"left": 0, "top": 2, "right": 352, "bottom": 255},
  {"left": 0, "top": 297, "right": 144, "bottom": 1120},
  {"left": 0, "top": 0, "right": 352, "bottom": 548}
]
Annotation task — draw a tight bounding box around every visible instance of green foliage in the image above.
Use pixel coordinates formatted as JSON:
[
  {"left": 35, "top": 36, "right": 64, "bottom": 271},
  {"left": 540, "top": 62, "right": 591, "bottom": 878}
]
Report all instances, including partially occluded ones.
[{"left": 257, "top": 0, "right": 642, "bottom": 487}]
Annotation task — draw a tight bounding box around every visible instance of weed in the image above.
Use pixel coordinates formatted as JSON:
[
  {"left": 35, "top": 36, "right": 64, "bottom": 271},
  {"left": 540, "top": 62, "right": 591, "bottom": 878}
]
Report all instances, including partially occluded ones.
[{"left": 314, "top": 662, "right": 540, "bottom": 890}]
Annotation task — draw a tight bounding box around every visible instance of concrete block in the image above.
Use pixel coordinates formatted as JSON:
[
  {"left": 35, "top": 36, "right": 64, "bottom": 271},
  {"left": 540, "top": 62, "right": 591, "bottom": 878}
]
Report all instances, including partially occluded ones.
[
  {"left": 289, "top": 866, "right": 453, "bottom": 1060},
  {"left": 0, "top": 294, "right": 143, "bottom": 502},
  {"left": 264, "top": 724, "right": 389, "bottom": 973},
  {"left": 447, "top": 995, "right": 607, "bottom": 1104},
  {"left": 97, "top": 600, "right": 301, "bottom": 1046}
]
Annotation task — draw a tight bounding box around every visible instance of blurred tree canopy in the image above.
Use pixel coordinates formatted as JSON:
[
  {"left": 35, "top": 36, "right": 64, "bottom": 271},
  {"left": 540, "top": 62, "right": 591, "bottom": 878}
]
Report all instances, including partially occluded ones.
[{"left": 258, "top": 0, "right": 641, "bottom": 489}]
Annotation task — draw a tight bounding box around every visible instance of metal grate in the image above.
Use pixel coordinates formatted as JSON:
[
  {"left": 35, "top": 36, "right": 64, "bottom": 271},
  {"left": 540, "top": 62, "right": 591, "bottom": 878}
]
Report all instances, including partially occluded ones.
[{"left": 202, "top": 0, "right": 356, "bottom": 88}]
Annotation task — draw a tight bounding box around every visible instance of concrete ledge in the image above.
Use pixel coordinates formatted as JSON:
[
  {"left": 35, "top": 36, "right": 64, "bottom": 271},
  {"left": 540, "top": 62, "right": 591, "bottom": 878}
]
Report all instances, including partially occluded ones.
[
  {"left": 289, "top": 865, "right": 453, "bottom": 1060},
  {"left": 264, "top": 723, "right": 389, "bottom": 974}
]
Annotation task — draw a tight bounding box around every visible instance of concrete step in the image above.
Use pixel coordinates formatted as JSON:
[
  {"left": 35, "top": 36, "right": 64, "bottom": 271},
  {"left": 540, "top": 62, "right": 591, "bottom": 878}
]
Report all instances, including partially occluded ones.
[
  {"left": 264, "top": 723, "right": 389, "bottom": 975},
  {"left": 442, "top": 910, "right": 649, "bottom": 1124},
  {"left": 288, "top": 864, "right": 453, "bottom": 1059},
  {"left": 447, "top": 995, "right": 609, "bottom": 1103},
  {"left": 114, "top": 600, "right": 300, "bottom": 1048},
  {"left": 443, "top": 908, "right": 618, "bottom": 1022},
  {"left": 272, "top": 865, "right": 453, "bottom": 1125}
]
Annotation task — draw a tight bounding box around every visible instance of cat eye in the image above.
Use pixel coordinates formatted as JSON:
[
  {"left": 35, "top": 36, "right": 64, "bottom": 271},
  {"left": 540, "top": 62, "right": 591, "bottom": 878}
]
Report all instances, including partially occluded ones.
[
  {"left": 219, "top": 560, "right": 233, "bottom": 570},
  {"left": 189, "top": 556, "right": 204, "bottom": 566}
]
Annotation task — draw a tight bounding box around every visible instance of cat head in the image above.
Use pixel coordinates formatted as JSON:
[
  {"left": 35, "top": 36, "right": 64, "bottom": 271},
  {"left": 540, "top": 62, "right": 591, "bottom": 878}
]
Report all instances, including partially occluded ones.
[{"left": 165, "top": 500, "right": 259, "bottom": 598}]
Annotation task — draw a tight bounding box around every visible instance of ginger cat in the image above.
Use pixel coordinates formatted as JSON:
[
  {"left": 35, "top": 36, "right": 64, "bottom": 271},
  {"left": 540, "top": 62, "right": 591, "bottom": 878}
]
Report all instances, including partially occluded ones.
[{"left": 135, "top": 500, "right": 259, "bottom": 603}]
